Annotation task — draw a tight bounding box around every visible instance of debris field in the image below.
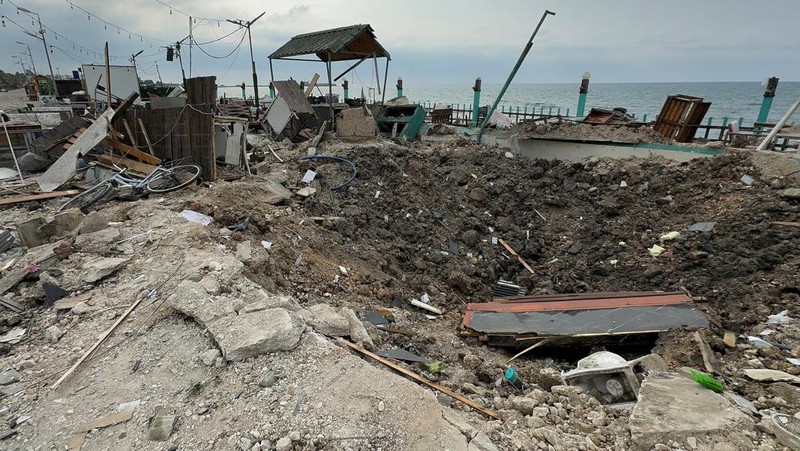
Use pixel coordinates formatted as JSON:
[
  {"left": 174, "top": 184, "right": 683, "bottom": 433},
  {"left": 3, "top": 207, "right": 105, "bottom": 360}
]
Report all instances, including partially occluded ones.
[{"left": 0, "top": 137, "right": 799, "bottom": 451}]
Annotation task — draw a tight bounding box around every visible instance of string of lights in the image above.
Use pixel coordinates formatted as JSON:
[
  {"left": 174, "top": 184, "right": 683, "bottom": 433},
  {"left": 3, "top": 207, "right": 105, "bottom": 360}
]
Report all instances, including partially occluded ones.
[
  {"left": 152, "top": 0, "right": 227, "bottom": 23},
  {"left": 60, "top": 0, "right": 170, "bottom": 47}
]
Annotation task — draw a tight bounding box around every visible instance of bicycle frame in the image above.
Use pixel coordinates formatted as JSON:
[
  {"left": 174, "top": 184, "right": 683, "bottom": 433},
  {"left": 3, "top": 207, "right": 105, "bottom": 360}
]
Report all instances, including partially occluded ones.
[{"left": 109, "top": 166, "right": 172, "bottom": 191}]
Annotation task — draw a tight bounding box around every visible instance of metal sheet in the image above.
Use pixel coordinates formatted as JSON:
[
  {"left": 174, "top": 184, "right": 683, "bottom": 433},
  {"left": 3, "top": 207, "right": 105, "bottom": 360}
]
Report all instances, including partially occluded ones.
[
  {"left": 465, "top": 304, "right": 708, "bottom": 337},
  {"left": 265, "top": 96, "right": 293, "bottom": 136},
  {"left": 468, "top": 292, "right": 693, "bottom": 313}
]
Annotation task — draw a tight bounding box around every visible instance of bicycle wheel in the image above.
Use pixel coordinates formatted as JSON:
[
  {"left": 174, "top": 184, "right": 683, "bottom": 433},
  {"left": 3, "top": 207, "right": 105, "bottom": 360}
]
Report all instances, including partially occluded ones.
[
  {"left": 145, "top": 164, "right": 202, "bottom": 194},
  {"left": 57, "top": 182, "right": 113, "bottom": 213}
]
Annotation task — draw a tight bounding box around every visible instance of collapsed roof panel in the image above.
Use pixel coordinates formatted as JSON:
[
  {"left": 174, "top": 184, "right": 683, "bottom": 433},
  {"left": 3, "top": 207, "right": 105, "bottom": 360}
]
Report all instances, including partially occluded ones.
[{"left": 462, "top": 291, "right": 709, "bottom": 343}]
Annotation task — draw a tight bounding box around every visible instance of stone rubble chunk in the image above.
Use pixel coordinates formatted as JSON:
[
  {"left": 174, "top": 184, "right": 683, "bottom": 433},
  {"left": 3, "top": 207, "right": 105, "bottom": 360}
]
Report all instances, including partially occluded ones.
[
  {"left": 0, "top": 365, "right": 21, "bottom": 385},
  {"left": 629, "top": 373, "right": 754, "bottom": 449},
  {"left": 80, "top": 257, "right": 130, "bottom": 283},
  {"left": 275, "top": 437, "right": 292, "bottom": 451},
  {"left": 74, "top": 227, "right": 121, "bottom": 247},
  {"left": 148, "top": 413, "right": 177, "bottom": 441},
  {"left": 208, "top": 308, "right": 305, "bottom": 361},
  {"left": 200, "top": 349, "right": 221, "bottom": 367},
  {"left": 468, "top": 431, "right": 500, "bottom": 451},
  {"left": 306, "top": 303, "right": 350, "bottom": 336},
  {"left": 236, "top": 241, "right": 252, "bottom": 263},
  {"left": 44, "top": 325, "right": 64, "bottom": 343},
  {"left": 341, "top": 307, "right": 375, "bottom": 350}
]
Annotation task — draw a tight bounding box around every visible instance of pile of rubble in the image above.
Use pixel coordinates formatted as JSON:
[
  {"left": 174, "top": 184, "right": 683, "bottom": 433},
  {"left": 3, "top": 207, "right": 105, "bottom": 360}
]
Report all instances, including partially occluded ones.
[{"left": 0, "top": 136, "right": 799, "bottom": 450}]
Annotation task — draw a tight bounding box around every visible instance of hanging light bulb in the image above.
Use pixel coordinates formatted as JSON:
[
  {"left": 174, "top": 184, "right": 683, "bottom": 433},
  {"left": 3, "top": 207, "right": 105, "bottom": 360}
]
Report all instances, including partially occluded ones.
[
  {"left": 104, "top": 23, "right": 107, "bottom": 30},
  {"left": 88, "top": 14, "right": 90, "bottom": 20},
  {"left": 169, "top": 9, "right": 172, "bottom": 15}
]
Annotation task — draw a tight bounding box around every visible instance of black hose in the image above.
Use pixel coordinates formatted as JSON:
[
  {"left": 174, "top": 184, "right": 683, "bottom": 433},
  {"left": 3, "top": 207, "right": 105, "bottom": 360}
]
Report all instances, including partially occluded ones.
[{"left": 298, "top": 155, "right": 357, "bottom": 191}]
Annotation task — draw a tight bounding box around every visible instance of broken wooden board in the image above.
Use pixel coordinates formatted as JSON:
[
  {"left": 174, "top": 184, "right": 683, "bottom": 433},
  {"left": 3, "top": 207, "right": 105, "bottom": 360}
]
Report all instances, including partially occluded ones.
[
  {"left": 101, "top": 137, "right": 161, "bottom": 165},
  {"left": 772, "top": 221, "right": 800, "bottom": 228},
  {"left": 95, "top": 153, "right": 157, "bottom": 176},
  {"left": 66, "top": 432, "right": 87, "bottom": 451},
  {"left": 499, "top": 239, "right": 536, "bottom": 275},
  {"left": 694, "top": 331, "right": 722, "bottom": 375},
  {"left": 39, "top": 108, "right": 115, "bottom": 192},
  {"left": 336, "top": 337, "right": 500, "bottom": 419},
  {"left": 0, "top": 190, "right": 79, "bottom": 207},
  {"left": 75, "top": 408, "right": 134, "bottom": 432},
  {"left": 53, "top": 292, "right": 92, "bottom": 311}
]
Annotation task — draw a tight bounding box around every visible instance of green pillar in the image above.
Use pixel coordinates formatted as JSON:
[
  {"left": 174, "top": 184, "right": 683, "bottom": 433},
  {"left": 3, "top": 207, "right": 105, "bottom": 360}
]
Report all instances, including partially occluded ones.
[
  {"left": 269, "top": 81, "right": 275, "bottom": 99},
  {"left": 576, "top": 72, "right": 590, "bottom": 117},
  {"left": 240, "top": 82, "right": 246, "bottom": 99},
  {"left": 396, "top": 77, "right": 403, "bottom": 97},
  {"left": 756, "top": 77, "right": 779, "bottom": 125},
  {"left": 343, "top": 79, "right": 349, "bottom": 101}
]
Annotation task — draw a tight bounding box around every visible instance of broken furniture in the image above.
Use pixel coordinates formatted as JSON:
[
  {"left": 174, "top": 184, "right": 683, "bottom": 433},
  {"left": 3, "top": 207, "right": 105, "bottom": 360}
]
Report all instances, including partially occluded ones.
[
  {"left": 430, "top": 104, "right": 453, "bottom": 124},
  {"left": 583, "top": 108, "right": 635, "bottom": 125},
  {"left": 214, "top": 116, "right": 248, "bottom": 167},
  {"left": 377, "top": 105, "right": 425, "bottom": 139},
  {"left": 336, "top": 106, "right": 377, "bottom": 138},
  {"left": 263, "top": 80, "right": 316, "bottom": 141},
  {"left": 562, "top": 351, "right": 659, "bottom": 407},
  {"left": 653, "top": 95, "right": 711, "bottom": 143},
  {"left": 461, "top": 291, "right": 709, "bottom": 347}
]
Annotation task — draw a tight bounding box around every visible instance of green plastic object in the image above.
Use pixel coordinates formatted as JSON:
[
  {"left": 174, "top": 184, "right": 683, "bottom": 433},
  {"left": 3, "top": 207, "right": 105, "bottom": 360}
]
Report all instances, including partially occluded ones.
[{"left": 690, "top": 370, "right": 725, "bottom": 393}]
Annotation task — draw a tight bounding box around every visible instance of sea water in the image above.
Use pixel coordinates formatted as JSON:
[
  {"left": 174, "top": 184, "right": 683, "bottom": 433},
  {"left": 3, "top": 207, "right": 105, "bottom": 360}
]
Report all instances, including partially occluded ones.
[{"left": 220, "top": 81, "right": 800, "bottom": 126}]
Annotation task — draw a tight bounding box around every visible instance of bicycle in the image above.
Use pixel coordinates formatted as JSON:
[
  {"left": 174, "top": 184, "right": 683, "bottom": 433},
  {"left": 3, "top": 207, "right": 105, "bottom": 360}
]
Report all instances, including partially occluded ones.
[{"left": 57, "top": 161, "right": 202, "bottom": 213}]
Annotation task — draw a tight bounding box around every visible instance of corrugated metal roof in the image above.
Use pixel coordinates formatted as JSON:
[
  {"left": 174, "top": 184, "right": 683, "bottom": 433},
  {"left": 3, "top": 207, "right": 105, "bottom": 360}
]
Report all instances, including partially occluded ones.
[
  {"left": 269, "top": 24, "right": 390, "bottom": 61},
  {"left": 461, "top": 291, "right": 709, "bottom": 342}
]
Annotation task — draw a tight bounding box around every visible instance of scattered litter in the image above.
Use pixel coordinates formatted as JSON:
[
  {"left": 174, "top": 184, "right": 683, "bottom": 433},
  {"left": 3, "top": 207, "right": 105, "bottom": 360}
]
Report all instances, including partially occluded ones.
[
  {"left": 688, "top": 222, "right": 716, "bottom": 232},
  {"left": 117, "top": 400, "right": 142, "bottom": 412},
  {"left": 178, "top": 210, "right": 213, "bottom": 226},
  {"left": 788, "top": 358, "right": 800, "bottom": 366},
  {"left": 43, "top": 283, "right": 68, "bottom": 307},
  {"left": 491, "top": 236, "right": 498, "bottom": 245},
  {"left": 76, "top": 408, "right": 134, "bottom": 433},
  {"left": 648, "top": 244, "right": 665, "bottom": 257},
  {"left": 690, "top": 369, "right": 725, "bottom": 393},
  {"left": 504, "top": 151, "right": 514, "bottom": 159},
  {"left": 563, "top": 351, "right": 640, "bottom": 406},
  {"left": 296, "top": 187, "right": 317, "bottom": 197},
  {"left": 338, "top": 266, "right": 348, "bottom": 275},
  {"left": 148, "top": 413, "right": 177, "bottom": 441},
  {"left": 760, "top": 328, "right": 774, "bottom": 336},
  {"left": 768, "top": 414, "right": 800, "bottom": 449},
  {"left": 620, "top": 181, "right": 628, "bottom": 188},
  {"left": 420, "top": 293, "right": 430, "bottom": 304},
  {"left": 659, "top": 231, "right": 680, "bottom": 241},
  {"left": 747, "top": 336, "right": 774, "bottom": 348},
  {"left": 261, "top": 241, "right": 273, "bottom": 250},
  {"left": 741, "top": 174, "right": 754, "bottom": 186},
  {"left": 504, "top": 367, "right": 526, "bottom": 390},
  {"left": 492, "top": 280, "right": 526, "bottom": 298},
  {"left": 364, "top": 310, "right": 389, "bottom": 327},
  {"left": 410, "top": 298, "right": 442, "bottom": 315},
  {"left": 226, "top": 216, "right": 250, "bottom": 231},
  {"left": 0, "top": 327, "right": 26, "bottom": 344},
  {"left": 767, "top": 310, "right": 792, "bottom": 325},
  {"left": 375, "top": 190, "right": 381, "bottom": 198},
  {"left": 295, "top": 255, "right": 302, "bottom": 267},
  {"left": 301, "top": 169, "right": 317, "bottom": 184},
  {"left": 374, "top": 348, "right": 429, "bottom": 364}
]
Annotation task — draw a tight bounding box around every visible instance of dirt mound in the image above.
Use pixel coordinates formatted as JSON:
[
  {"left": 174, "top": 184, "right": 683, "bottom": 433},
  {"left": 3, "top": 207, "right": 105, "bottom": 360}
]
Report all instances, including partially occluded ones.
[{"left": 515, "top": 121, "right": 672, "bottom": 143}]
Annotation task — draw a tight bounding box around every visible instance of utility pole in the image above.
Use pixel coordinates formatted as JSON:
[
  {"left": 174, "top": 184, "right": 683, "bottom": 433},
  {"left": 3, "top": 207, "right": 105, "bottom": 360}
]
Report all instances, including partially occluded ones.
[
  {"left": 227, "top": 12, "right": 266, "bottom": 109},
  {"left": 15, "top": 42, "right": 37, "bottom": 74},
  {"left": 12, "top": 56, "right": 28, "bottom": 76},
  {"left": 131, "top": 50, "right": 143, "bottom": 82},
  {"left": 17, "top": 7, "right": 56, "bottom": 94}
]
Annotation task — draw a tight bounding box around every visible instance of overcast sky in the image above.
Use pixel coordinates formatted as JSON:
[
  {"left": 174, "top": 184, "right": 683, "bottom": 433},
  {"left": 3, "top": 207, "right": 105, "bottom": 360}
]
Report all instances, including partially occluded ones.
[{"left": 1, "top": 0, "right": 799, "bottom": 88}]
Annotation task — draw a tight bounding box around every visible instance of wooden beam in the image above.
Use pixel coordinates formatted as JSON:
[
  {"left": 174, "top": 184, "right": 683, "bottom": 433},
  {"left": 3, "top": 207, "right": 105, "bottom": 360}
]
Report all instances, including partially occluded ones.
[
  {"left": 122, "top": 119, "right": 137, "bottom": 148},
  {"left": 95, "top": 153, "right": 157, "bottom": 176},
  {"left": 772, "top": 221, "right": 800, "bottom": 228},
  {"left": 499, "top": 239, "right": 536, "bottom": 275},
  {"left": 52, "top": 295, "right": 148, "bottom": 389},
  {"left": 137, "top": 118, "right": 156, "bottom": 156},
  {"left": 335, "top": 337, "right": 500, "bottom": 419},
  {"left": 304, "top": 73, "right": 320, "bottom": 97},
  {"left": 101, "top": 138, "right": 161, "bottom": 165},
  {"left": 0, "top": 190, "right": 79, "bottom": 206}
]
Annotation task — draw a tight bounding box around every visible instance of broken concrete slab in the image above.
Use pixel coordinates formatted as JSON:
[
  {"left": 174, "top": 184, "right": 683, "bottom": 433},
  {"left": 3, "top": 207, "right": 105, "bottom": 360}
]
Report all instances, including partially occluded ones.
[
  {"left": 336, "top": 106, "right": 377, "bottom": 138},
  {"left": 629, "top": 373, "right": 754, "bottom": 449},
  {"left": 74, "top": 227, "right": 121, "bottom": 247},
  {"left": 263, "top": 181, "right": 293, "bottom": 205},
  {"left": 235, "top": 240, "right": 252, "bottom": 263},
  {"left": 341, "top": 307, "right": 375, "bottom": 350},
  {"left": 80, "top": 257, "right": 130, "bottom": 283},
  {"left": 166, "top": 280, "right": 231, "bottom": 324},
  {"left": 468, "top": 431, "right": 500, "bottom": 451},
  {"left": 207, "top": 308, "right": 305, "bottom": 361},
  {"left": 16, "top": 216, "right": 46, "bottom": 247},
  {"left": 38, "top": 208, "right": 84, "bottom": 238},
  {"left": 305, "top": 303, "right": 350, "bottom": 336},
  {"left": 780, "top": 188, "right": 800, "bottom": 199},
  {"left": 743, "top": 368, "right": 800, "bottom": 384},
  {"left": 38, "top": 108, "right": 114, "bottom": 192},
  {"left": 296, "top": 186, "right": 317, "bottom": 198}
]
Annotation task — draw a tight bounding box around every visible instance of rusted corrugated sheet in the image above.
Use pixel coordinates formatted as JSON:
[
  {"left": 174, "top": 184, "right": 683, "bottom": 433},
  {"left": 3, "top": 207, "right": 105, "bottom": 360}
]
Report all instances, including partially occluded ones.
[{"left": 462, "top": 291, "right": 708, "bottom": 343}]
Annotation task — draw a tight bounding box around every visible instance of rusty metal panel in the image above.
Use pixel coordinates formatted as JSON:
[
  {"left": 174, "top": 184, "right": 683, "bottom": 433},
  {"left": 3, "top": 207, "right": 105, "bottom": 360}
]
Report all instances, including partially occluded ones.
[{"left": 462, "top": 291, "right": 708, "bottom": 341}]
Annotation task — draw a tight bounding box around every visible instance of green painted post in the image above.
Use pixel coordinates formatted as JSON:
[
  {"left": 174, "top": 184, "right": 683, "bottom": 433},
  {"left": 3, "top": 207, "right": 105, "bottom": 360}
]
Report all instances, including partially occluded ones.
[
  {"left": 548, "top": 106, "right": 553, "bottom": 115},
  {"left": 396, "top": 77, "right": 403, "bottom": 97},
  {"left": 576, "top": 72, "right": 590, "bottom": 117},
  {"left": 721, "top": 117, "right": 729, "bottom": 128},
  {"left": 471, "top": 77, "right": 481, "bottom": 127},
  {"left": 566, "top": 108, "right": 570, "bottom": 116},
  {"left": 342, "top": 79, "right": 349, "bottom": 101},
  {"left": 756, "top": 77, "right": 779, "bottom": 125},
  {"left": 557, "top": 107, "right": 561, "bottom": 116},
  {"left": 643, "top": 114, "right": 648, "bottom": 122},
  {"left": 738, "top": 117, "right": 744, "bottom": 127},
  {"left": 269, "top": 81, "right": 275, "bottom": 99},
  {"left": 477, "top": 10, "right": 556, "bottom": 142}
]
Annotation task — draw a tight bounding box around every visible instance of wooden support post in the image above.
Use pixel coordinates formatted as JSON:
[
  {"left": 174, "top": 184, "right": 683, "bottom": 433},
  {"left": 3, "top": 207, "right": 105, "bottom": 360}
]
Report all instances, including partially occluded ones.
[
  {"left": 122, "top": 119, "right": 137, "bottom": 148},
  {"left": 137, "top": 118, "right": 156, "bottom": 156},
  {"left": 499, "top": 239, "right": 536, "bottom": 275}
]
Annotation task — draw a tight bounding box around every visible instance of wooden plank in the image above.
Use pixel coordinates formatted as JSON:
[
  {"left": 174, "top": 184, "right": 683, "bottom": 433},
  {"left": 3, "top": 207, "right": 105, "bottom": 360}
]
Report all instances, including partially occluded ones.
[
  {"left": 498, "top": 239, "right": 536, "bottom": 275},
  {"left": 304, "top": 73, "right": 320, "bottom": 97},
  {"left": 66, "top": 432, "right": 87, "bottom": 451},
  {"left": 76, "top": 409, "right": 134, "bottom": 432},
  {"left": 694, "top": 331, "right": 722, "bottom": 375},
  {"left": 53, "top": 295, "right": 148, "bottom": 389},
  {"left": 101, "top": 137, "right": 161, "bottom": 165},
  {"left": 336, "top": 337, "right": 500, "bottom": 419},
  {"left": 95, "top": 153, "right": 156, "bottom": 176},
  {"left": 137, "top": 118, "right": 156, "bottom": 156},
  {"left": 54, "top": 292, "right": 93, "bottom": 311},
  {"left": 0, "top": 190, "right": 79, "bottom": 206},
  {"left": 122, "top": 119, "right": 137, "bottom": 148}
]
